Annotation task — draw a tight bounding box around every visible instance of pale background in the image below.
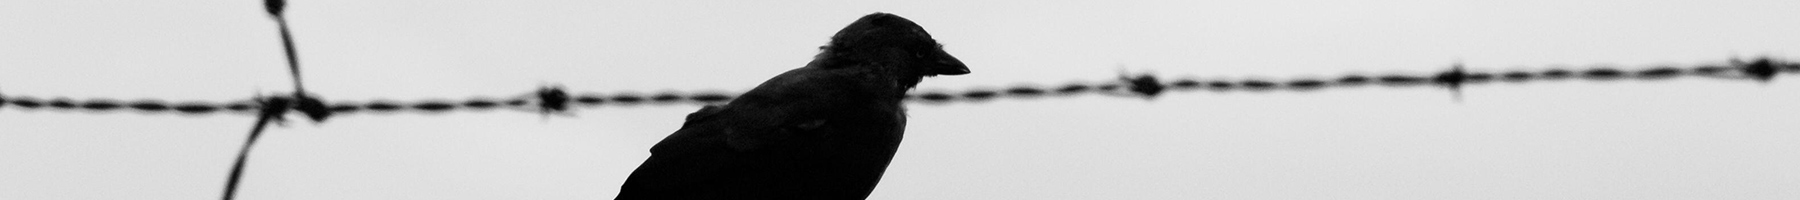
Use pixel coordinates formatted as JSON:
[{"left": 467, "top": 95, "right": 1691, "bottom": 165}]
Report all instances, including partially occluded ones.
[{"left": 2, "top": 0, "right": 1798, "bottom": 199}]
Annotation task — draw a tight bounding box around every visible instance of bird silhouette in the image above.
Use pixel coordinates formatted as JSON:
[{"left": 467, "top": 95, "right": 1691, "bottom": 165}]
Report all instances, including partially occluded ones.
[{"left": 616, "top": 12, "right": 969, "bottom": 200}]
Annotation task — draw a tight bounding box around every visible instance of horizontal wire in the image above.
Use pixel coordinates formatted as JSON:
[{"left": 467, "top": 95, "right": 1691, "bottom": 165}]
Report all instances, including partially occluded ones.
[{"left": 1, "top": 56, "right": 1794, "bottom": 122}]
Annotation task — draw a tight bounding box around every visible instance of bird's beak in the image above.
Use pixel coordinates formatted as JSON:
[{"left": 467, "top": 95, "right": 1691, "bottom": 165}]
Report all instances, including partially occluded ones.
[{"left": 931, "top": 53, "right": 970, "bottom": 76}]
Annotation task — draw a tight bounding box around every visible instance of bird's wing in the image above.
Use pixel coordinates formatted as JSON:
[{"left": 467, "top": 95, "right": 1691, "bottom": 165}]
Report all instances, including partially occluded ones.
[
  {"left": 617, "top": 106, "right": 751, "bottom": 197},
  {"left": 620, "top": 69, "right": 847, "bottom": 196}
]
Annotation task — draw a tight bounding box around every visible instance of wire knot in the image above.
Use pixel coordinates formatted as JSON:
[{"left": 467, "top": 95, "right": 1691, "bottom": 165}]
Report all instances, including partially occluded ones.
[
  {"left": 1737, "top": 57, "right": 1779, "bottom": 83},
  {"left": 1119, "top": 72, "right": 1165, "bottom": 99},
  {"left": 1433, "top": 63, "right": 1468, "bottom": 101},
  {"left": 536, "top": 86, "right": 571, "bottom": 115},
  {"left": 264, "top": 0, "right": 285, "bottom": 16},
  {"left": 256, "top": 95, "right": 294, "bottom": 124},
  {"left": 292, "top": 93, "right": 331, "bottom": 122}
]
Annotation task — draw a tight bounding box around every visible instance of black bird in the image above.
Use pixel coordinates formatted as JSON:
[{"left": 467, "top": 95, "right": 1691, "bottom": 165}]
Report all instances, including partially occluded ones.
[{"left": 616, "top": 13, "right": 969, "bottom": 200}]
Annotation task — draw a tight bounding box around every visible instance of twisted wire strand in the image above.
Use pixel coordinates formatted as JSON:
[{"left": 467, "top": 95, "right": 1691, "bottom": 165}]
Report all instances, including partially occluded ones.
[{"left": 3, "top": 56, "right": 1793, "bottom": 122}]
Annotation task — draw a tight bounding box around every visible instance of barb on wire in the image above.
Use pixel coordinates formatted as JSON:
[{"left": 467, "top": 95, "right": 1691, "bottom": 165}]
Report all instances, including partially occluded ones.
[
  {"left": 537, "top": 86, "right": 570, "bottom": 116},
  {"left": 1434, "top": 62, "right": 1468, "bottom": 101},
  {"left": 1119, "top": 71, "right": 1165, "bottom": 99}
]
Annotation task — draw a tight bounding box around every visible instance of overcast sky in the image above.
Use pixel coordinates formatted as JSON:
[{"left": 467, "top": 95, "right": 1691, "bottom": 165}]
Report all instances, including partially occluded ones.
[{"left": 2, "top": 0, "right": 1797, "bottom": 199}]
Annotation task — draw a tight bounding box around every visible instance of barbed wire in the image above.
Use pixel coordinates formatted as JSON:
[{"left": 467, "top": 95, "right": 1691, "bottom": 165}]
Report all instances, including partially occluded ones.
[
  {"left": 2, "top": 56, "right": 1794, "bottom": 120},
  {"left": 3, "top": 1, "right": 1797, "bottom": 199}
]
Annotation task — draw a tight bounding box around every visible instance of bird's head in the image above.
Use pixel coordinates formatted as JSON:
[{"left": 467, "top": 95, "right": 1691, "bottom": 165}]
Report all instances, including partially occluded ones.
[{"left": 816, "top": 13, "right": 969, "bottom": 87}]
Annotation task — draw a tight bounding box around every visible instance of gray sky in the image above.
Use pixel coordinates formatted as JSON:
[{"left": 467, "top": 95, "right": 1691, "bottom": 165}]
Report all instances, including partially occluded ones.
[{"left": 2, "top": 0, "right": 1798, "bottom": 199}]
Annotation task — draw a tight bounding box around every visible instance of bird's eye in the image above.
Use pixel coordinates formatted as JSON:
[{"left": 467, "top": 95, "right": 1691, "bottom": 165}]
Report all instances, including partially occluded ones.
[{"left": 913, "top": 53, "right": 925, "bottom": 58}]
